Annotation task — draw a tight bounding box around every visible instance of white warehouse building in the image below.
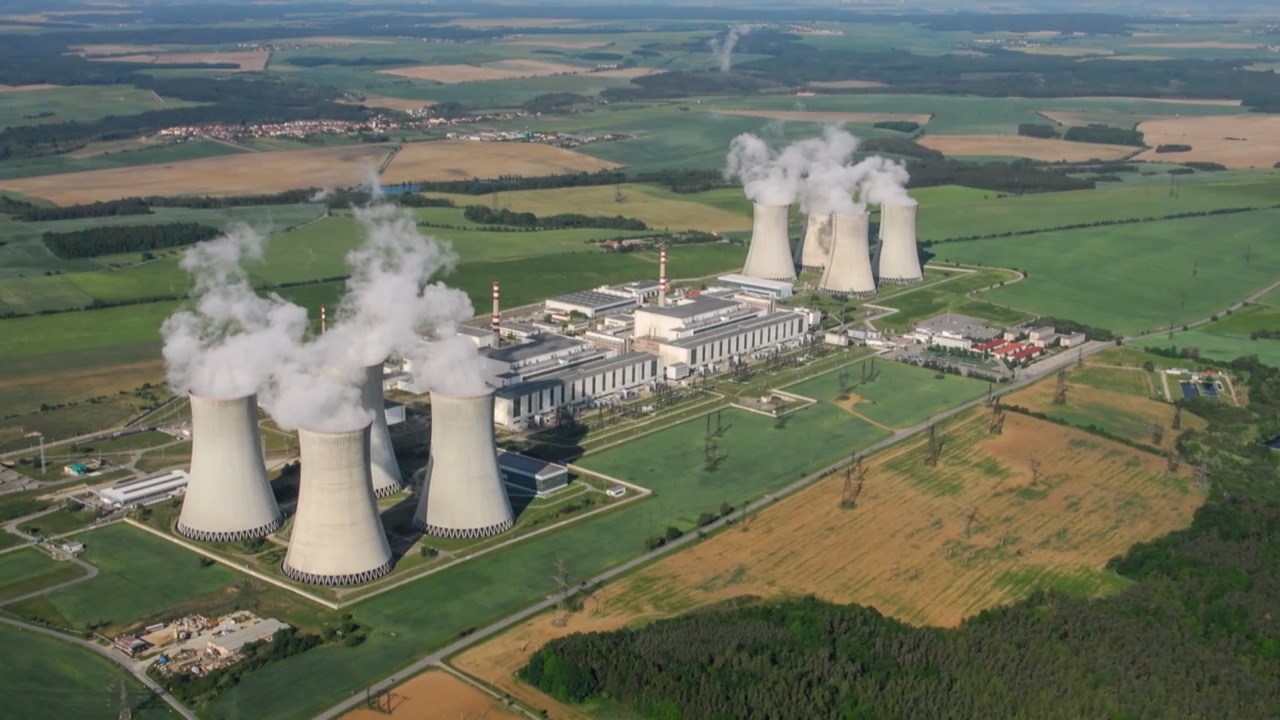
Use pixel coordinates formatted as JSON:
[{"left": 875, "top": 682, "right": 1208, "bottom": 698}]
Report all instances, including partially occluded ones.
[
  {"left": 493, "top": 351, "right": 661, "bottom": 429},
  {"left": 658, "top": 312, "right": 809, "bottom": 369},
  {"left": 545, "top": 288, "right": 637, "bottom": 318}
]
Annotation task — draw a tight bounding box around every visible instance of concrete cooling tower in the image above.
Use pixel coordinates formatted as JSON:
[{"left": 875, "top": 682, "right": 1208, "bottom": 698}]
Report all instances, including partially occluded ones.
[
  {"left": 876, "top": 201, "right": 923, "bottom": 284},
  {"left": 362, "top": 363, "right": 404, "bottom": 498},
  {"left": 282, "top": 425, "right": 393, "bottom": 586},
  {"left": 414, "top": 390, "right": 514, "bottom": 539},
  {"left": 177, "top": 394, "right": 283, "bottom": 542},
  {"left": 742, "top": 203, "right": 796, "bottom": 282},
  {"left": 796, "top": 213, "right": 833, "bottom": 272},
  {"left": 819, "top": 212, "right": 876, "bottom": 298}
]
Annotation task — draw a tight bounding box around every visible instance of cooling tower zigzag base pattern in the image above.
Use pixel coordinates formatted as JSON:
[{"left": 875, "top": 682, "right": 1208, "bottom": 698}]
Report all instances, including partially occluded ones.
[
  {"left": 281, "top": 558, "right": 393, "bottom": 587},
  {"left": 878, "top": 276, "right": 920, "bottom": 285},
  {"left": 414, "top": 517, "right": 515, "bottom": 540},
  {"left": 176, "top": 515, "right": 283, "bottom": 543},
  {"left": 371, "top": 481, "right": 405, "bottom": 498},
  {"left": 820, "top": 288, "right": 876, "bottom": 299}
]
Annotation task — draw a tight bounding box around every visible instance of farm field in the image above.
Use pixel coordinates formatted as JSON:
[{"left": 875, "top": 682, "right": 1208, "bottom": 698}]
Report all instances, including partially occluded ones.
[
  {"left": 915, "top": 135, "right": 1136, "bottom": 162},
  {"left": 1146, "top": 331, "right": 1280, "bottom": 368},
  {"left": 0, "top": 548, "right": 86, "bottom": 602},
  {"left": 1004, "top": 361, "right": 1207, "bottom": 445},
  {"left": 453, "top": 409, "right": 1202, "bottom": 717},
  {"left": 340, "top": 671, "right": 523, "bottom": 720},
  {"left": 870, "top": 267, "right": 1028, "bottom": 331},
  {"left": 426, "top": 183, "right": 752, "bottom": 233},
  {"left": 716, "top": 109, "right": 933, "bottom": 125},
  {"left": 933, "top": 210, "right": 1280, "bottom": 335},
  {"left": 380, "top": 140, "right": 619, "bottom": 184},
  {"left": 0, "top": 84, "right": 199, "bottom": 128},
  {"left": 0, "top": 144, "right": 392, "bottom": 205},
  {"left": 0, "top": 139, "right": 247, "bottom": 181},
  {"left": 0, "top": 624, "right": 177, "bottom": 720},
  {"left": 90, "top": 49, "right": 271, "bottom": 71},
  {"left": 206, "top": 400, "right": 893, "bottom": 720},
  {"left": 377, "top": 59, "right": 588, "bottom": 83},
  {"left": 786, "top": 359, "right": 990, "bottom": 430},
  {"left": 1133, "top": 114, "right": 1280, "bottom": 168},
  {"left": 16, "top": 523, "right": 240, "bottom": 632}
]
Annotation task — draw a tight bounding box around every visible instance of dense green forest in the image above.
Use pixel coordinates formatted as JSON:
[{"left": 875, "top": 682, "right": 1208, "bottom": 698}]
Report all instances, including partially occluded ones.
[
  {"left": 16, "top": 198, "right": 152, "bottom": 222},
  {"left": 524, "top": 357, "right": 1280, "bottom": 720},
  {"left": 1063, "top": 125, "right": 1145, "bottom": 147},
  {"left": 42, "top": 223, "right": 220, "bottom": 259},
  {"left": 462, "top": 205, "right": 647, "bottom": 230}
]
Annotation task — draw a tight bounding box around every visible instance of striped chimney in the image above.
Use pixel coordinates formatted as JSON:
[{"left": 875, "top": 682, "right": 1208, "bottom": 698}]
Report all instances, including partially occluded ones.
[
  {"left": 658, "top": 247, "right": 667, "bottom": 307},
  {"left": 491, "top": 282, "right": 501, "bottom": 336}
]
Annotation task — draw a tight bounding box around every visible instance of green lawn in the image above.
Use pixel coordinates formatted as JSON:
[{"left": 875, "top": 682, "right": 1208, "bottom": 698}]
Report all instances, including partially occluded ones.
[
  {"left": 934, "top": 210, "right": 1280, "bottom": 335},
  {"left": 0, "top": 548, "right": 87, "bottom": 602},
  {"left": 32, "top": 523, "right": 240, "bottom": 630},
  {"left": 1201, "top": 304, "right": 1280, "bottom": 336},
  {"left": 17, "top": 508, "right": 100, "bottom": 538},
  {"left": 207, "top": 404, "right": 890, "bottom": 720},
  {"left": 0, "top": 624, "right": 177, "bottom": 720},
  {"left": 786, "top": 359, "right": 991, "bottom": 429},
  {"left": 874, "top": 268, "right": 1027, "bottom": 331}
]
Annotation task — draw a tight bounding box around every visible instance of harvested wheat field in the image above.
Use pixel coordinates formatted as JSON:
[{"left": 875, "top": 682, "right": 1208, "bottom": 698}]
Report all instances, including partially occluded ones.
[
  {"left": 0, "top": 144, "right": 391, "bottom": 205},
  {"left": 1133, "top": 114, "right": 1280, "bottom": 167},
  {"left": 719, "top": 110, "right": 932, "bottom": 125},
  {"left": 806, "top": 80, "right": 889, "bottom": 89},
  {"left": 341, "top": 670, "right": 524, "bottom": 720},
  {"left": 89, "top": 50, "right": 271, "bottom": 71},
  {"left": 380, "top": 141, "right": 618, "bottom": 184},
  {"left": 917, "top": 134, "right": 1135, "bottom": 161},
  {"left": 455, "top": 409, "right": 1201, "bottom": 717},
  {"left": 378, "top": 59, "right": 583, "bottom": 83}
]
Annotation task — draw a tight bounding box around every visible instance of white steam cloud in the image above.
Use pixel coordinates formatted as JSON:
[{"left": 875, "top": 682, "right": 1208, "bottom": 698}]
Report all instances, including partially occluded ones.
[
  {"left": 724, "top": 125, "right": 913, "bottom": 213},
  {"left": 161, "top": 226, "right": 309, "bottom": 400},
  {"left": 408, "top": 331, "right": 491, "bottom": 397},
  {"left": 709, "top": 24, "right": 755, "bottom": 72}
]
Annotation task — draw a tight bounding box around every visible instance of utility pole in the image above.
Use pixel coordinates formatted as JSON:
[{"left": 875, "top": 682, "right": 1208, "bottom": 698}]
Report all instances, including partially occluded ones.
[
  {"left": 552, "top": 558, "right": 570, "bottom": 627},
  {"left": 1052, "top": 368, "right": 1069, "bottom": 405}
]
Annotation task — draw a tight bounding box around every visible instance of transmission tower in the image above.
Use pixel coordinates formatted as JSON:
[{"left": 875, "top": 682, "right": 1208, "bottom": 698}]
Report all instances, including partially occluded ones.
[
  {"left": 1172, "top": 405, "right": 1182, "bottom": 431},
  {"left": 841, "top": 455, "right": 866, "bottom": 509},
  {"left": 988, "top": 399, "right": 1006, "bottom": 435},
  {"left": 924, "top": 422, "right": 944, "bottom": 467},
  {"left": 1151, "top": 423, "right": 1165, "bottom": 446},
  {"left": 552, "top": 558, "right": 571, "bottom": 627},
  {"left": 1052, "top": 368, "right": 1069, "bottom": 405},
  {"left": 960, "top": 506, "right": 980, "bottom": 539},
  {"left": 614, "top": 184, "right": 626, "bottom": 203},
  {"left": 1028, "top": 459, "right": 1043, "bottom": 486},
  {"left": 837, "top": 369, "right": 851, "bottom": 400},
  {"left": 1167, "top": 453, "right": 1181, "bottom": 473}
]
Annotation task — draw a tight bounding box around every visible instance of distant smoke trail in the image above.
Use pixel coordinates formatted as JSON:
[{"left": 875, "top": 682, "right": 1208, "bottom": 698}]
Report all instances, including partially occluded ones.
[{"left": 709, "top": 24, "right": 755, "bottom": 72}]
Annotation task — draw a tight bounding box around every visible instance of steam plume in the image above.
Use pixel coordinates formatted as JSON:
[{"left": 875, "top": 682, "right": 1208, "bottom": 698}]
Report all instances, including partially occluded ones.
[
  {"left": 408, "top": 331, "right": 491, "bottom": 397},
  {"left": 709, "top": 24, "right": 755, "bottom": 72}
]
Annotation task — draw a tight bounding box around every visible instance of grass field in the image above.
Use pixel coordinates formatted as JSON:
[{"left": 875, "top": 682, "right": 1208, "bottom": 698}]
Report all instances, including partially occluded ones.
[
  {"left": 0, "top": 547, "right": 87, "bottom": 602},
  {"left": 0, "top": 624, "right": 177, "bottom": 720},
  {"left": 17, "top": 507, "right": 101, "bottom": 537},
  {"left": 0, "top": 139, "right": 247, "bottom": 181},
  {"left": 872, "top": 268, "right": 1028, "bottom": 330},
  {"left": 21, "top": 523, "right": 240, "bottom": 631},
  {"left": 453, "top": 409, "right": 1202, "bottom": 718},
  {"left": 933, "top": 210, "right": 1280, "bottom": 335},
  {"left": 0, "top": 84, "right": 200, "bottom": 129},
  {"left": 1139, "top": 305, "right": 1280, "bottom": 365},
  {"left": 786, "top": 359, "right": 990, "bottom": 430}
]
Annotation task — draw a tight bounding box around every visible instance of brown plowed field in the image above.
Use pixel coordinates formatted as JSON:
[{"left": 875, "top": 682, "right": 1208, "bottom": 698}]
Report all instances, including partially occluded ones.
[
  {"left": 0, "top": 144, "right": 392, "bottom": 204},
  {"left": 380, "top": 141, "right": 619, "bottom": 184},
  {"left": 1133, "top": 114, "right": 1280, "bottom": 167},
  {"left": 917, "top": 135, "right": 1134, "bottom": 161},
  {"left": 455, "top": 409, "right": 1201, "bottom": 717},
  {"left": 341, "top": 670, "right": 524, "bottom": 720}
]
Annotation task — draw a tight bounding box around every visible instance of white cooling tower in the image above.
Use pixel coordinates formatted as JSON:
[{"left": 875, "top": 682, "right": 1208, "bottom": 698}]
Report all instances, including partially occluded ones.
[
  {"left": 819, "top": 212, "right": 876, "bottom": 298},
  {"left": 414, "top": 390, "right": 514, "bottom": 539},
  {"left": 877, "top": 201, "right": 923, "bottom": 284},
  {"left": 177, "top": 394, "right": 282, "bottom": 542},
  {"left": 281, "top": 425, "right": 393, "bottom": 586},
  {"left": 742, "top": 203, "right": 796, "bottom": 282},
  {"left": 362, "top": 363, "right": 404, "bottom": 498},
  {"left": 796, "top": 213, "right": 833, "bottom": 272}
]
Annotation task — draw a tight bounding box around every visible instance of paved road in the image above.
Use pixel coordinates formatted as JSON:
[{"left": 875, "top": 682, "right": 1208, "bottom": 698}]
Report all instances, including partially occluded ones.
[{"left": 0, "top": 615, "right": 198, "bottom": 720}]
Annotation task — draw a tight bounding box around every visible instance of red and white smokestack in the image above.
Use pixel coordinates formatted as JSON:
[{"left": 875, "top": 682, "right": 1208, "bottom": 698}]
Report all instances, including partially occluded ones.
[
  {"left": 491, "top": 281, "right": 501, "bottom": 336},
  {"left": 658, "top": 246, "right": 668, "bottom": 308},
  {"left": 320, "top": 304, "right": 327, "bottom": 334}
]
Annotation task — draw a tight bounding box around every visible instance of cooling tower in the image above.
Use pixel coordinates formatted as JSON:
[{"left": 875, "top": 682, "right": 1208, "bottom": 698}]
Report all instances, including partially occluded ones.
[
  {"left": 877, "top": 201, "right": 923, "bottom": 284},
  {"left": 414, "top": 390, "right": 514, "bottom": 539},
  {"left": 819, "top": 212, "right": 876, "bottom": 298},
  {"left": 282, "top": 425, "right": 393, "bottom": 586},
  {"left": 176, "top": 394, "right": 282, "bottom": 542},
  {"left": 796, "top": 213, "right": 833, "bottom": 272},
  {"left": 742, "top": 203, "right": 796, "bottom": 282},
  {"left": 362, "top": 363, "right": 404, "bottom": 498}
]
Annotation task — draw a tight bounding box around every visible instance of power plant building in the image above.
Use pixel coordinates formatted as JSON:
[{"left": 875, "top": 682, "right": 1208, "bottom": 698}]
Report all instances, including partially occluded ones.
[
  {"left": 497, "top": 451, "right": 569, "bottom": 496},
  {"left": 633, "top": 295, "right": 810, "bottom": 373},
  {"left": 177, "top": 394, "right": 283, "bottom": 543},
  {"left": 416, "top": 390, "right": 514, "bottom": 538},
  {"left": 819, "top": 212, "right": 876, "bottom": 298},
  {"left": 493, "top": 351, "right": 661, "bottom": 429},
  {"left": 876, "top": 201, "right": 923, "bottom": 284},
  {"left": 742, "top": 203, "right": 797, "bottom": 282},
  {"left": 282, "top": 425, "right": 393, "bottom": 586},
  {"left": 545, "top": 288, "right": 637, "bottom": 318},
  {"left": 713, "top": 274, "right": 794, "bottom": 300}
]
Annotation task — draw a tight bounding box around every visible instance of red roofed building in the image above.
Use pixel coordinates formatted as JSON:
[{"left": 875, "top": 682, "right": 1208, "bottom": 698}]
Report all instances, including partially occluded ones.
[
  {"left": 974, "top": 339, "right": 1006, "bottom": 354},
  {"left": 1009, "top": 346, "right": 1042, "bottom": 361},
  {"left": 995, "top": 342, "right": 1025, "bottom": 356}
]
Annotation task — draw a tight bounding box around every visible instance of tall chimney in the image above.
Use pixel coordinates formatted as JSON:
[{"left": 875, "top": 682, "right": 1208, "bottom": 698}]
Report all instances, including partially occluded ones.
[
  {"left": 320, "top": 304, "right": 327, "bottom": 334},
  {"left": 491, "top": 281, "right": 501, "bottom": 337},
  {"left": 658, "top": 246, "right": 667, "bottom": 307}
]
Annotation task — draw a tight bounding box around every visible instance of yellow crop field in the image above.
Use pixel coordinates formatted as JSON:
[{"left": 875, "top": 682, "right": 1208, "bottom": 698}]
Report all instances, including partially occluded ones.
[{"left": 380, "top": 141, "right": 619, "bottom": 184}]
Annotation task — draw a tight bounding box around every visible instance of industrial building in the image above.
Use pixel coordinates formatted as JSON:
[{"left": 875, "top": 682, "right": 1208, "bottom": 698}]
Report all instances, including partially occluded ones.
[
  {"left": 493, "top": 351, "right": 660, "bottom": 429},
  {"left": 797, "top": 213, "right": 833, "bottom": 271},
  {"left": 742, "top": 203, "right": 797, "bottom": 282},
  {"left": 282, "top": 425, "right": 393, "bottom": 586},
  {"left": 480, "top": 334, "right": 603, "bottom": 387},
  {"left": 714, "top": 274, "right": 794, "bottom": 299},
  {"left": 819, "top": 212, "right": 876, "bottom": 298},
  {"left": 497, "top": 451, "right": 569, "bottom": 496},
  {"left": 176, "top": 394, "right": 283, "bottom": 543},
  {"left": 545, "top": 287, "right": 637, "bottom": 318},
  {"left": 656, "top": 311, "right": 808, "bottom": 369},
  {"left": 415, "top": 390, "right": 515, "bottom": 538},
  {"left": 1060, "top": 331, "right": 1087, "bottom": 347},
  {"left": 362, "top": 364, "right": 404, "bottom": 497},
  {"left": 206, "top": 618, "right": 290, "bottom": 657},
  {"left": 96, "top": 470, "right": 189, "bottom": 508},
  {"left": 876, "top": 200, "right": 923, "bottom": 284}
]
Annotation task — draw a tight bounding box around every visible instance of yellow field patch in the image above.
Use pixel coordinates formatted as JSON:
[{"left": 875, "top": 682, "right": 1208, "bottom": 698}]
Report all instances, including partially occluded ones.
[
  {"left": 377, "top": 59, "right": 584, "bottom": 83},
  {"left": 0, "top": 144, "right": 391, "bottom": 205},
  {"left": 88, "top": 50, "right": 271, "bottom": 71},
  {"left": 1133, "top": 114, "right": 1280, "bottom": 168},
  {"left": 341, "top": 670, "right": 523, "bottom": 720},
  {"left": 380, "top": 141, "right": 619, "bottom": 185},
  {"left": 917, "top": 134, "right": 1135, "bottom": 161}
]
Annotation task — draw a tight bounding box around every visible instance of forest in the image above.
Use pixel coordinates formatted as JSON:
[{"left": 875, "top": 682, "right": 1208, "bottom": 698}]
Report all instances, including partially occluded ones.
[
  {"left": 42, "top": 223, "right": 220, "bottom": 259},
  {"left": 462, "top": 205, "right": 647, "bottom": 230},
  {"left": 524, "top": 356, "right": 1280, "bottom": 720}
]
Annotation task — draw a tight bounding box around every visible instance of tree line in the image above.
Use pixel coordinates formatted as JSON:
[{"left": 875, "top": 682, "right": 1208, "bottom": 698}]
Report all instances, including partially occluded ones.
[
  {"left": 13, "top": 197, "right": 151, "bottom": 221},
  {"left": 42, "top": 223, "right": 221, "bottom": 259},
  {"left": 523, "top": 354, "right": 1280, "bottom": 720},
  {"left": 462, "top": 205, "right": 648, "bottom": 231}
]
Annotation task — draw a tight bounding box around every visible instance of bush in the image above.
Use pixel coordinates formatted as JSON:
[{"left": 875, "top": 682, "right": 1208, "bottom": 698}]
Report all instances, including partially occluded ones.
[
  {"left": 664, "top": 526, "right": 684, "bottom": 542},
  {"left": 1063, "top": 125, "right": 1144, "bottom": 147},
  {"left": 1017, "top": 123, "right": 1058, "bottom": 139},
  {"left": 872, "top": 120, "right": 920, "bottom": 133},
  {"left": 1155, "top": 144, "right": 1192, "bottom": 153}
]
